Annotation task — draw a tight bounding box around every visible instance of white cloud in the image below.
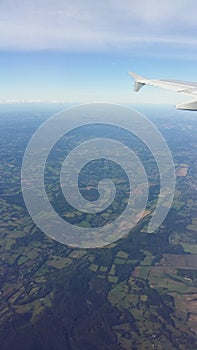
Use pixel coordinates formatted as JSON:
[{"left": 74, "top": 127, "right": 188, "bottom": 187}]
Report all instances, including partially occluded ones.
[{"left": 0, "top": 0, "right": 197, "bottom": 57}]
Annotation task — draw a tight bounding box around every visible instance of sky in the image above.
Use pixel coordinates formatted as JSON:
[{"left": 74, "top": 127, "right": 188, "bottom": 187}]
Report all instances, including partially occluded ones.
[{"left": 0, "top": 0, "right": 197, "bottom": 104}]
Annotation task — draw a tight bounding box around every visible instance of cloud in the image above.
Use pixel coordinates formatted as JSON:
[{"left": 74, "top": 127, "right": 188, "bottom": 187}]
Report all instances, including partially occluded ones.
[{"left": 0, "top": 0, "right": 197, "bottom": 57}]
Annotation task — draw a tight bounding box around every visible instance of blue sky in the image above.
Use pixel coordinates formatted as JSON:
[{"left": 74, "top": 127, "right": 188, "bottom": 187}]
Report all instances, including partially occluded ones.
[{"left": 0, "top": 0, "right": 197, "bottom": 104}]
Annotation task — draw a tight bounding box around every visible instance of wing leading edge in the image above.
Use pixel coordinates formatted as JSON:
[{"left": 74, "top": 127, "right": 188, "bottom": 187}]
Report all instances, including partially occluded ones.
[{"left": 129, "top": 72, "right": 197, "bottom": 111}]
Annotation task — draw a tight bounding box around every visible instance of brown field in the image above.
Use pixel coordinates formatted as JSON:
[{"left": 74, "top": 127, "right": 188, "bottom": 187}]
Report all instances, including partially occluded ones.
[
  {"left": 162, "top": 254, "right": 197, "bottom": 269},
  {"left": 176, "top": 166, "right": 188, "bottom": 177},
  {"left": 170, "top": 292, "right": 197, "bottom": 335}
]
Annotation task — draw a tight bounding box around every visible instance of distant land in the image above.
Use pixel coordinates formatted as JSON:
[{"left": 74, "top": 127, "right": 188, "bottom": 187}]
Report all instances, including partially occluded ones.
[{"left": 0, "top": 104, "right": 197, "bottom": 350}]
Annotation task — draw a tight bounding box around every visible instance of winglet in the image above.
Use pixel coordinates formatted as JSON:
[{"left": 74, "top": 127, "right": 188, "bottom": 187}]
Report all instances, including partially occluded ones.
[{"left": 128, "top": 72, "right": 147, "bottom": 92}]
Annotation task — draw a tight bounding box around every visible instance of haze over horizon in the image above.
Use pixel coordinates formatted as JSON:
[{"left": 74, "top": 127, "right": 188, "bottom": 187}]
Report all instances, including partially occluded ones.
[{"left": 0, "top": 0, "right": 197, "bottom": 105}]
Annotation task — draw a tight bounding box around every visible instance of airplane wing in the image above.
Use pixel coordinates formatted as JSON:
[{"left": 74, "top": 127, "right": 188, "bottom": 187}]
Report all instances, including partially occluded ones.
[{"left": 129, "top": 72, "right": 197, "bottom": 111}]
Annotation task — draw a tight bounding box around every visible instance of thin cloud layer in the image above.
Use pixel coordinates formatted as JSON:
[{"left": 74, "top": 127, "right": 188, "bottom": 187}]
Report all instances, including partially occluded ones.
[{"left": 0, "top": 0, "right": 197, "bottom": 57}]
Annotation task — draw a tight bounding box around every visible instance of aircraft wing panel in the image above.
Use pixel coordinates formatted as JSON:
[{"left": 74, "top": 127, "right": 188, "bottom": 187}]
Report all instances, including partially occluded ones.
[
  {"left": 129, "top": 72, "right": 197, "bottom": 110},
  {"left": 129, "top": 72, "right": 197, "bottom": 95}
]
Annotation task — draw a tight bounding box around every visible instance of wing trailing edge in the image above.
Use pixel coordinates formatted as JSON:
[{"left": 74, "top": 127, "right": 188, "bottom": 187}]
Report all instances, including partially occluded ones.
[{"left": 176, "top": 100, "right": 197, "bottom": 111}]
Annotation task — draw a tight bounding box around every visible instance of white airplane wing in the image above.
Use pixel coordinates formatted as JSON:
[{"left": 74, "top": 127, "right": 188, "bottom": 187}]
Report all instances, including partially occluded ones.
[{"left": 129, "top": 72, "right": 197, "bottom": 111}]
